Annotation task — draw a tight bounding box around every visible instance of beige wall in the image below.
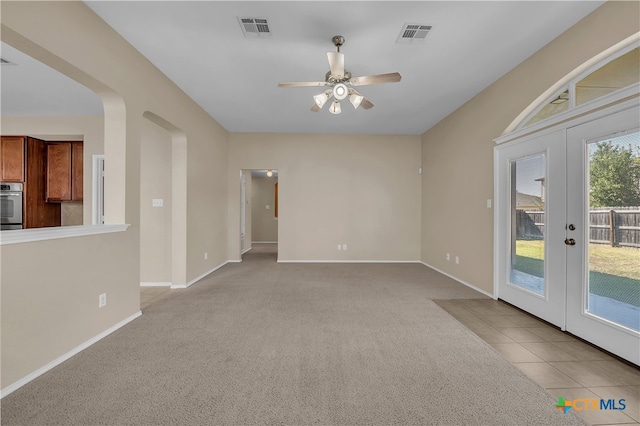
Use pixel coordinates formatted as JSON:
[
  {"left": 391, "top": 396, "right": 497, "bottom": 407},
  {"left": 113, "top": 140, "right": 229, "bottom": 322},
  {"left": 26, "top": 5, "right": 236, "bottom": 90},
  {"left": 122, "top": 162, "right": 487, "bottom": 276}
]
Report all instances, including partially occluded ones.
[
  {"left": 1, "top": 1, "right": 229, "bottom": 391},
  {"left": 0, "top": 231, "right": 139, "bottom": 387},
  {"left": 140, "top": 119, "right": 172, "bottom": 284},
  {"left": 0, "top": 115, "right": 104, "bottom": 225},
  {"left": 229, "top": 134, "right": 422, "bottom": 262},
  {"left": 420, "top": 0, "right": 640, "bottom": 294},
  {"left": 251, "top": 176, "right": 278, "bottom": 242}
]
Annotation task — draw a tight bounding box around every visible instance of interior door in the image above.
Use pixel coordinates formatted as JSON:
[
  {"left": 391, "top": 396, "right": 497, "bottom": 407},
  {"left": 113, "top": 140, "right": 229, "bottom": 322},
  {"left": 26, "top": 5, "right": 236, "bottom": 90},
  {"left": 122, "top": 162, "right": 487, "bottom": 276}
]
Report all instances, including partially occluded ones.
[
  {"left": 565, "top": 105, "right": 640, "bottom": 365},
  {"left": 495, "top": 130, "right": 567, "bottom": 328}
]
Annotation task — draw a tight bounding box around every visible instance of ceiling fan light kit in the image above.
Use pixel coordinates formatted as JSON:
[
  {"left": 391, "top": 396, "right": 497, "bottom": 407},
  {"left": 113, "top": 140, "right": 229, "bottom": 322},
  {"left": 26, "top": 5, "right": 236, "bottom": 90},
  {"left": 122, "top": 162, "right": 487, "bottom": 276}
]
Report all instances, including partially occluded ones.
[
  {"left": 349, "top": 91, "right": 364, "bottom": 109},
  {"left": 329, "top": 101, "right": 342, "bottom": 115},
  {"left": 313, "top": 90, "right": 331, "bottom": 108},
  {"left": 333, "top": 83, "right": 348, "bottom": 100},
  {"left": 278, "top": 35, "right": 401, "bottom": 115}
]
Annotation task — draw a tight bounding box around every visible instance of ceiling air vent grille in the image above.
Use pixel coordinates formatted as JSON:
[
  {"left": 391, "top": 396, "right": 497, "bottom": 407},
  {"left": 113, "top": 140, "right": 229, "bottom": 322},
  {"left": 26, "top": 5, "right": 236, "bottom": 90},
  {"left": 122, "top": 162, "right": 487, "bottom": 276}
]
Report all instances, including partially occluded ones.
[
  {"left": 238, "top": 17, "right": 272, "bottom": 38},
  {"left": 397, "top": 23, "right": 432, "bottom": 44}
]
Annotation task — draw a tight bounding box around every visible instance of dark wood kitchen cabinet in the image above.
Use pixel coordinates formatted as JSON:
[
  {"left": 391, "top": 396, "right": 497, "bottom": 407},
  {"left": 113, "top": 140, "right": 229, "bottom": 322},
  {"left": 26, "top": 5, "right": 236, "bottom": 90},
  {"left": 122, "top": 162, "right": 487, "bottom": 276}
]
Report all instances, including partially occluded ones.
[
  {"left": 0, "top": 136, "right": 26, "bottom": 182},
  {"left": 46, "top": 142, "right": 83, "bottom": 202},
  {"left": 24, "top": 138, "right": 60, "bottom": 228},
  {"left": 71, "top": 143, "right": 83, "bottom": 201},
  {"left": 0, "top": 136, "right": 60, "bottom": 228}
]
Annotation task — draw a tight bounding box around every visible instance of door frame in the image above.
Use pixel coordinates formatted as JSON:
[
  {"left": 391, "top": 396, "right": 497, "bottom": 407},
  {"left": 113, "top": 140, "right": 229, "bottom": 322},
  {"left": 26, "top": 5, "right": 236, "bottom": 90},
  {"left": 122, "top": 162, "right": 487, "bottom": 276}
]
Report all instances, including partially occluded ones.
[{"left": 495, "top": 96, "right": 640, "bottom": 363}]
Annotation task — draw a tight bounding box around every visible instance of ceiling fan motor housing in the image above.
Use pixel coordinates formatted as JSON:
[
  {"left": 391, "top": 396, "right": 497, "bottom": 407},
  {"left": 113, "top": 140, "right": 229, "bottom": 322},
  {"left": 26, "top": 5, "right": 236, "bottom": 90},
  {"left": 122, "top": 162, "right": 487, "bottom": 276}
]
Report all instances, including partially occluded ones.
[{"left": 325, "top": 70, "right": 352, "bottom": 85}]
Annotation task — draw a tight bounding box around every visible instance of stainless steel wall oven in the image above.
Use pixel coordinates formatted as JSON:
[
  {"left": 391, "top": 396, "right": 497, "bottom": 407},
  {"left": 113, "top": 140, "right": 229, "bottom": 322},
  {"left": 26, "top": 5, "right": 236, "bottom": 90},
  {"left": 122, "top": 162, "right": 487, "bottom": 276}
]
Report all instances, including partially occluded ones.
[{"left": 1, "top": 183, "right": 23, "bottom": 230}]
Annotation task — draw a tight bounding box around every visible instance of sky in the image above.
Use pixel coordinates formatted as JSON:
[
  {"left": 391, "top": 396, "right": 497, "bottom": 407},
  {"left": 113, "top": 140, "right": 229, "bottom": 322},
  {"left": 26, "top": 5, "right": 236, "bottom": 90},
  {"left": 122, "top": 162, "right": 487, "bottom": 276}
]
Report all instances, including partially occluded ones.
[{"left": 515, "top": 154, "right": 545, "bottom": 197}]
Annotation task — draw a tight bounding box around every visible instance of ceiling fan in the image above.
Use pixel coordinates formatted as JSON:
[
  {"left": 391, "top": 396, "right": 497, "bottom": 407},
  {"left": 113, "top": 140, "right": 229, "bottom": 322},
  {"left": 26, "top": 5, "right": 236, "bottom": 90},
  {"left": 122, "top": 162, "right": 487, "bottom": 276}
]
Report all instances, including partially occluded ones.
[{"left": 278, "top": 35, "right": 401, "bottom": 114}]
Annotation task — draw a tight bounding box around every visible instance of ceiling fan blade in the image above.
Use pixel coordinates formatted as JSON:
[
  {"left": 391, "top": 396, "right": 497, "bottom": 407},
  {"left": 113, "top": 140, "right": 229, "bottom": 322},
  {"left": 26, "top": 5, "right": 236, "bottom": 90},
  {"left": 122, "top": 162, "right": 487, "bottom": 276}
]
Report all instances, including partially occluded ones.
[
  {"left": 327, "top": 51, "right": 345, "bottom": 78},
  {"left": 278, "top": 81, "right": 328, "bottom": 88},
  {"left": 361, "top": 98, "right": 374, "bottom": 109},
  {"left": 311, "top": 104, "right": 321, "bottom": 112},
  {"left": 350, "top": 72, "right": 401, "bottom": 86}
]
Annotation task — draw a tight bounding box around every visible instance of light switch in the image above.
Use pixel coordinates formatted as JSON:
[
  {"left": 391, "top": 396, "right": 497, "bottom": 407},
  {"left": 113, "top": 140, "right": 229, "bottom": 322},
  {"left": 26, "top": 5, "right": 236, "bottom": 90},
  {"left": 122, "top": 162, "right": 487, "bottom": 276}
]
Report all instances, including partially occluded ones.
[
  {"left": 265, "top": 204, "right": 271, "bottom": 210},
  {"left": 152, "top": 199, "right": 164, "bottom": 207}
]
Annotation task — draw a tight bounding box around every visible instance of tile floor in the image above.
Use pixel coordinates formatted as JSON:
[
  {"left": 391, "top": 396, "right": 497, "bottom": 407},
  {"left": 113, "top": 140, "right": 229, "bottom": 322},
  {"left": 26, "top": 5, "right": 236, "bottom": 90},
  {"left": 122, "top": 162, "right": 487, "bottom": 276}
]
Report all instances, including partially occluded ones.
[
  {"left": 140, "top": 286, "right": 638, "bottom": 425},
  {"left": 435, "top": 299, "right": 640, "bottom": 426},
  {"left": 140, "top": 286, "right": 173, "bottom": 310}
]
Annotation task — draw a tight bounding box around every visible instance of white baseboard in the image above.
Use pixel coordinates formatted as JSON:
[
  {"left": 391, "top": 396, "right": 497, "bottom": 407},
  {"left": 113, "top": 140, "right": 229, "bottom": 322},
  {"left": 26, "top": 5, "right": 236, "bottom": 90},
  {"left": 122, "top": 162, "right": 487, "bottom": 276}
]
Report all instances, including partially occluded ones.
[
  {"left": 419, "top": 261, "right": 495, "bottom": 299},
  {"left": 170, "top": 261, "right": 229, "bottom": 289},
  {"left": 140, "top": 282, "right": 172, "bottom": 287},
  {"left": 252, "top": 241, "right": 278, "bottom": 244},
  {"left": 277, "top": 260, "right": 421, "bottom": 263},
  {"left": 241, "top": 247, "right": 252, "bottom": 254},
  {"left": 1, "top": 311, "right": 142, "bottom": 399}
]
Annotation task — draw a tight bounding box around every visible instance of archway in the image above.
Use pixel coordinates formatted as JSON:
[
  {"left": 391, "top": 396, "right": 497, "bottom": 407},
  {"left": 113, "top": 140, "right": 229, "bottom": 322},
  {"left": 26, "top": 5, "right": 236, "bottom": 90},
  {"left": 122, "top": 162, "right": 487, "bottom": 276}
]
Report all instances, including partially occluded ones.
[{"left": 142, "top": 111, "right": 187, "bottom": 288}]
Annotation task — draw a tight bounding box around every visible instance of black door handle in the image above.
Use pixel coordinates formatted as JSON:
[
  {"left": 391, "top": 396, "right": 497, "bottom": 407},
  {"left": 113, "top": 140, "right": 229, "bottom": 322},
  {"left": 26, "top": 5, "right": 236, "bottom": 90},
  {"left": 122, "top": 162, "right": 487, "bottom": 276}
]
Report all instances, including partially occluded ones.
[{"left": 564, "top": 238, "right": 576, "bottom": 246}]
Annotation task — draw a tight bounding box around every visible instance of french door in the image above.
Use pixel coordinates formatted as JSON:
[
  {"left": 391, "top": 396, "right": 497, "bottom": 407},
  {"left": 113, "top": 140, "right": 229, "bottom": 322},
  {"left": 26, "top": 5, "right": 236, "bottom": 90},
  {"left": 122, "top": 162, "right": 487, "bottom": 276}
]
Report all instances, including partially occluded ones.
[
  {"left": 496, "top": 104, "right": 640, "bottom": 365},
  {"left": 496, "top": 129, "right": 567, "bottom": 329},
  {"left": 565, "top": 106, "right": 639, "bottom": 364}
]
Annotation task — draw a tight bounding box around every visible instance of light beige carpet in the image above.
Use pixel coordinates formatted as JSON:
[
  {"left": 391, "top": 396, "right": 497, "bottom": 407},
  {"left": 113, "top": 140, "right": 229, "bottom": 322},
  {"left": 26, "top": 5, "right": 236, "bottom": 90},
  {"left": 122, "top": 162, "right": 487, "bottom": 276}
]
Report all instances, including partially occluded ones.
[{"left": 2, "top": 247, "right": 584, "bottom": 425}]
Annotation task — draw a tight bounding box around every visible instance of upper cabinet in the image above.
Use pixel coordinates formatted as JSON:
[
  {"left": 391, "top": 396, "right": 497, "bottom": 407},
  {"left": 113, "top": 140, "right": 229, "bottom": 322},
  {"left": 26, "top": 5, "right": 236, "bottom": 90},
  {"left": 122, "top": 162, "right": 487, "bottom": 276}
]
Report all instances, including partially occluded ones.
[
  {"left": 46, "top": 142, "right": 83, "bottom": 202},
  {"left": 1, "top": 136, "right": 26, "bottom": 182},
  {"left": 72, "top": 143, "right": 83, "bottom": 201}
]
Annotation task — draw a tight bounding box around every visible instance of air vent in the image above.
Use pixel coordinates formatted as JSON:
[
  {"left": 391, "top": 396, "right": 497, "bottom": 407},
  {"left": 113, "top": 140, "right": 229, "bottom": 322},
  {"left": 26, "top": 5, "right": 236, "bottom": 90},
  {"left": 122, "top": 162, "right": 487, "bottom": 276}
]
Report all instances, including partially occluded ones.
[
  {"left": 238, "top": 17, "right": 272, "bottom": 38},
  {"left": 397, "top": 23, "right": 432, "bottom": 44}
]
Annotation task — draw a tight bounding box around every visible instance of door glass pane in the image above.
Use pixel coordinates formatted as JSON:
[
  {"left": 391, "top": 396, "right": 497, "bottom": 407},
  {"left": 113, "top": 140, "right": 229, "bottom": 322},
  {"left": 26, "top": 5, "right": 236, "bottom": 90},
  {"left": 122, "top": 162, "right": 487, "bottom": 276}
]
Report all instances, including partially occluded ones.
[
  {"left": 510, "top": 153, "right": 546, "bottom": 296},
  {"left": 587, "top": 131, "right": 640, "bottom": 332}
]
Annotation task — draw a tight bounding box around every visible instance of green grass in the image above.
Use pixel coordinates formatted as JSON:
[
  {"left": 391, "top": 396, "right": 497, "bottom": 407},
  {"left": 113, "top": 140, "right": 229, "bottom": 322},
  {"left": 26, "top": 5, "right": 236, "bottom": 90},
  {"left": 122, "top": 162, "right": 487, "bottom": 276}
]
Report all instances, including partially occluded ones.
[{"left": 515, "top": 240, "right": 639, "bottom": 307}]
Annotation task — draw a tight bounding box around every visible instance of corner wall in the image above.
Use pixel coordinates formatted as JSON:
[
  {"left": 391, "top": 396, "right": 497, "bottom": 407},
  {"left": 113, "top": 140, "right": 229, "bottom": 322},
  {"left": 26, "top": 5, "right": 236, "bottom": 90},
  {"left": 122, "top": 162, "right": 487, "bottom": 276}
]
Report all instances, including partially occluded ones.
[
  {"left": 420, "top": 1, "right": 640, "bottom": 294},
  {"left": 229, "top": 133, "right": 421, "bottom": 262},
  {"left": 1, "top": 1, "right": 228, "bottom": 392}
]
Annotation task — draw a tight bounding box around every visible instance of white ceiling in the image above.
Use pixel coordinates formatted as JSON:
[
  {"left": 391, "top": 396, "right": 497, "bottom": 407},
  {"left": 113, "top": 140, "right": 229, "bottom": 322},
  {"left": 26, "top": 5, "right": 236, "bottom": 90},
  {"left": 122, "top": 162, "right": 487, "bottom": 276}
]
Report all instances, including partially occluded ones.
[{"left": 2, "top": 1, "right": 604, "bottom": 135}]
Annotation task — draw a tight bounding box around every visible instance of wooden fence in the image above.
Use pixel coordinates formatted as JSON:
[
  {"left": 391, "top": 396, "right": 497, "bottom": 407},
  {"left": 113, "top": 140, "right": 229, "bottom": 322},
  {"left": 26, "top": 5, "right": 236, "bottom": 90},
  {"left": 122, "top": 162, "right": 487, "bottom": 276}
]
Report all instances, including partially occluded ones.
[{"left": 516, "top": 207, "right": 640, "bottom": 248}]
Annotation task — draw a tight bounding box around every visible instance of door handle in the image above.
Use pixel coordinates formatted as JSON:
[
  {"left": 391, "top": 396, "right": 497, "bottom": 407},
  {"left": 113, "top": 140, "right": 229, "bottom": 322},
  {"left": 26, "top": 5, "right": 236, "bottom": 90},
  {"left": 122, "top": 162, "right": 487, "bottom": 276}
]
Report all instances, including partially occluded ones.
[{"left": 564, "top": 238, "right": 576, "bottom": 246}]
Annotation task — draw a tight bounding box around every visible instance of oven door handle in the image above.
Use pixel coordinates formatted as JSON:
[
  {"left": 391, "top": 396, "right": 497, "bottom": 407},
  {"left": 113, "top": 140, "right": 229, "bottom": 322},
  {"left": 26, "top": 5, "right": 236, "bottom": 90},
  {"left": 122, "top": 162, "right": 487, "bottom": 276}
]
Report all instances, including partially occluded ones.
[{"left": 0, "top": 193, "right": 22, "bottom": 197}]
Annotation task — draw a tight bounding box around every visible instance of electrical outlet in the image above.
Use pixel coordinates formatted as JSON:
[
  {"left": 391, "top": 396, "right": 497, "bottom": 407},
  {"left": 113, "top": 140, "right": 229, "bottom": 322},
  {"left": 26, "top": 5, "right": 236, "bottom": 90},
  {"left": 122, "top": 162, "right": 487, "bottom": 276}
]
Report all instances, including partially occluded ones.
[
  {"left": 486, "top": 199, "right": 492, "bottom": 208},
  {"left": 446, "top": 253, "right": 450, "bottom": 261},
  {"left": 455, "top": 256, "right": 460, "bottom": 264},
  {"left": 204, "top": 252, "right": 208, "bottom": 260},
  {"left": 337, "top": 244, "right": 342, "bottom": 250},
  {"left": 342, "top": 244, "right": 347, "bottom": 251},
  {"left": 99, "top": 293, "right": 107, "bottom": 308}
]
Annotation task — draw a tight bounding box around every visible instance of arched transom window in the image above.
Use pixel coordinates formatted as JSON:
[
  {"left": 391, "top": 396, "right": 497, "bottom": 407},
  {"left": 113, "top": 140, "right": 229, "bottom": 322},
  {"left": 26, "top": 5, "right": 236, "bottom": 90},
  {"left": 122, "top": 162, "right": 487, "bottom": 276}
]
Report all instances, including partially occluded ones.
[{"left": 520, "top": 43, "right": 639, "bottom": 129}]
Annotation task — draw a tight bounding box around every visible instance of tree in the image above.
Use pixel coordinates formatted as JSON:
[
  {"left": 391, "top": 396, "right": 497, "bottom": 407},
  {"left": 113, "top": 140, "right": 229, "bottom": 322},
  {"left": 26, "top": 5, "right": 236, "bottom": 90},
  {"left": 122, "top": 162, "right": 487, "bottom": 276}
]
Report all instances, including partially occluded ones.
[{"left": 589, "top": 141, "right": 640, "bottom": 207}]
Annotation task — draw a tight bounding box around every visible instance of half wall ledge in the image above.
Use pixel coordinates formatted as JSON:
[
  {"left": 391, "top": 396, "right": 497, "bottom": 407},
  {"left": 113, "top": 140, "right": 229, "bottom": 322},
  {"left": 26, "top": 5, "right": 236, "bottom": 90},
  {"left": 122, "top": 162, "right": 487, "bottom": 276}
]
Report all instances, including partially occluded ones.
[{"left": 0, "top": 224, "right": 130, "bottom": 245}]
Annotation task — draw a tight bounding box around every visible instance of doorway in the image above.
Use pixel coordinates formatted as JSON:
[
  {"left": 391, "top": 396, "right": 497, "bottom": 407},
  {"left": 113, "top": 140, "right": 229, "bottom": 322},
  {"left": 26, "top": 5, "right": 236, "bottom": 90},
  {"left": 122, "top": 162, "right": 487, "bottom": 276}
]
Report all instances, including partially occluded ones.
[
  {"left": 240, "top": 169, "right": 278, "bottom": 260},
  {"left": 496, "top": 104, "right": 640, "bottom": 364}
]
